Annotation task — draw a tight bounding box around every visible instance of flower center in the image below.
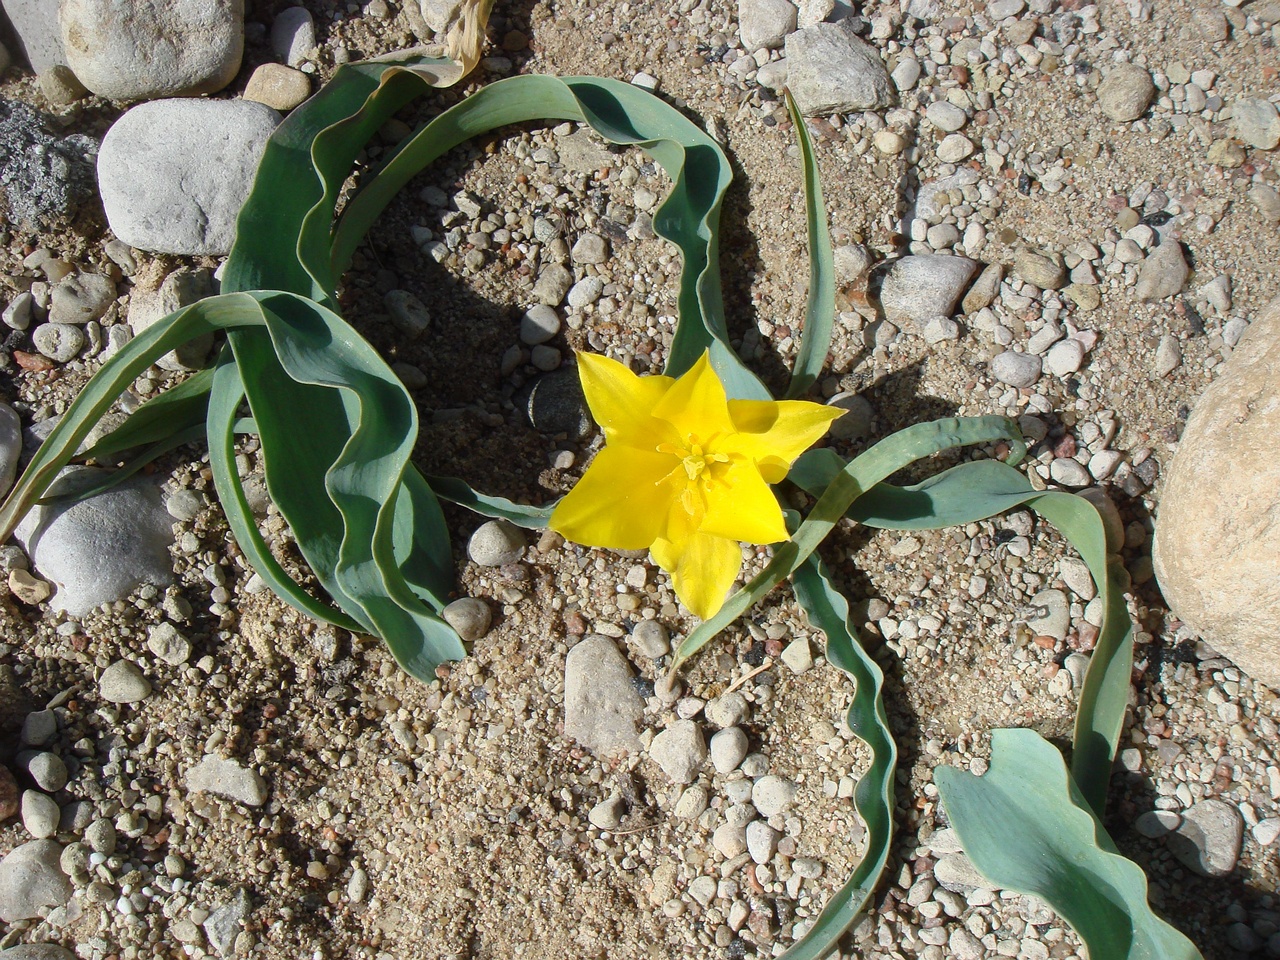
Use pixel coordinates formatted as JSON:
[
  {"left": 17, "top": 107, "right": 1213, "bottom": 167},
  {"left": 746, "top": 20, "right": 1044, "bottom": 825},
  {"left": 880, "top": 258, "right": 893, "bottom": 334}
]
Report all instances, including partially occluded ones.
[{"left": 657, "top": 437, "right": 730, "bottom": 515}]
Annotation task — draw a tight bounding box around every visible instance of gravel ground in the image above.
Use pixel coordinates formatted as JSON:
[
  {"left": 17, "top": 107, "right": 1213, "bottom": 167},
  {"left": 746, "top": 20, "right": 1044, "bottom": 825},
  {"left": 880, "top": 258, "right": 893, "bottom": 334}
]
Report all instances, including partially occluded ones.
[{"left": 2, "top": 0, "right": 1280, "bottom": 959}]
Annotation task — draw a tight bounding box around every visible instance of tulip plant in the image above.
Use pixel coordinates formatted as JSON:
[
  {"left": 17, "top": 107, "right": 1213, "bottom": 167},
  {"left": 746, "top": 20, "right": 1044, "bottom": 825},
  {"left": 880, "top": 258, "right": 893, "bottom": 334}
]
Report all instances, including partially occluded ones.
[{"left": 0, "top": 51, "right": 1203, "bottom": 960}]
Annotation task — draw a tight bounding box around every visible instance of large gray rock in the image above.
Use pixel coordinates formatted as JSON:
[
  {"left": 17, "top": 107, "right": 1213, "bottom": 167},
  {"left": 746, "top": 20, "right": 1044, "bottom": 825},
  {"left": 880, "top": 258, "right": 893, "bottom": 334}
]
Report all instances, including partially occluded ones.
[
  {"left": 784, "top": 21, "right": 892, "bottom": 115},
  {"left": 1154, "top": 297, "right": 1280, "bottom": 690},
  {"left": 0, "top": 0, "right": 67, "bottom": 72},
  {"left": 60, "top": 0, "right": 244, "bottom": 100},
  {"left": 14, "top": 466, "right": 174, "bottom": 616},
  {"left": 878, "top": 254, "right": 978, "bottom": 332},
  {"left": 564, "top": 635, "right": 645, "bottom": 757},
  {"left": 0, "top": 98, "right": 97, "bottom": 228},
  {"left": 1167, "top": 799, "right": 1243, "bottom": 877},
  {"left": 0, "top": 402, "right": 19, "bottom": 497},
  {"left": 0, "top": 839, "right": 69, "bottom": 922},
  {"left": 98, "top": 98, "right": 281, "bottom": 255}
]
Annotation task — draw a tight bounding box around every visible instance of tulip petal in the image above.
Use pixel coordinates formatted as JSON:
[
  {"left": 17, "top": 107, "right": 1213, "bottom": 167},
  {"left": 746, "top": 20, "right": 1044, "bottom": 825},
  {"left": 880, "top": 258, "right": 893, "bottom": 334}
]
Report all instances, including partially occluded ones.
[
  {"left": 549, "top": 445, "right": 679, "bottom": 549},
  {"left": 727, "top": 399, "right": 844, "bottom": 482},
  {"left": 651, "top": 532, "right": 743, "bottom": 620},
  {"left": 700, "top": 460, "right": 789, "bottom": 543},
  {"left": 652, "top": 351, "right": 735, "bottom": 442},
  {"left": 576, "top": 352, "right": 675, "bottom": 448}
]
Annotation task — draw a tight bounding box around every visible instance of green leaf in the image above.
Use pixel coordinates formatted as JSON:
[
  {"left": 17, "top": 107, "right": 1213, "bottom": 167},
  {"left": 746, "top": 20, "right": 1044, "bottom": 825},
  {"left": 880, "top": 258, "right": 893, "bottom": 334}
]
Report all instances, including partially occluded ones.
[
  {"left": 206, "top": 351, "right": 364, "bottom": 633},
  {"left": 236, "top": 292, "right": 465, "bottom": 681},
  {"left": 76, "top": 366, "right": 216, "bottom": 464},
  {"left": 783, "top": 555, "right": 895, "bottom": 958},
  {"left": 790, "top": 454, "right": 1132, "bottom": 815},
  {"left": 935, "top": 729, "right": 1203, "bottom": 960},
  {"left": 783, "top": 90, "right": 834, "bottom": 401},
  {"left": 427, "top": 474, "right": 556, "bottom": 528},
  {"left": 670, "top": 415, "right": 1024, "bottom": 673},
  {"left": 328, "top": 74, "right": 769, "bottom": 400}
]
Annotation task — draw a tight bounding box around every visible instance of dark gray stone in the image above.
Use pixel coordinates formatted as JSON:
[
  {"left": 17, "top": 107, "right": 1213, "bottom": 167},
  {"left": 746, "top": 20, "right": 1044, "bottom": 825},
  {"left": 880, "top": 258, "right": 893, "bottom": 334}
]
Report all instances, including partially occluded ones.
[{"left": 0, "top": 99, "right": 97, "bottom": 227}]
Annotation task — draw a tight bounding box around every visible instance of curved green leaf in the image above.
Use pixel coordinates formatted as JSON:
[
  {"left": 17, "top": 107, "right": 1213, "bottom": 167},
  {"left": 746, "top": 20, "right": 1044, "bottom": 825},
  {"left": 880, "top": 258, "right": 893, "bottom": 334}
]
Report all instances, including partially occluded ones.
[
  {"left": 936, "top": 729, "right": 1203, "bottom": 960},
  {"left": 427, "top": 474, "right": 556, "bottom": 528},
  {"left": 329, "top": 74, "right": 767, "bottom": 399},
  {"left": 206, "top": 352, "right": 364, "bottom": 633},
  {"left": 791, "top": 453, "right": 1133, "bottom": 816},
  {"left": 670, "top": 415, "right": 1024, "bottom": 673},
  {"left": 76, "top": 365, "right": 216, "bottom": 464},
  {"left": 783, "top": 89, "right": 834, "bottom": 401},
  {"left": 786, "top": 555, "right": 895, "bottom": 959}
]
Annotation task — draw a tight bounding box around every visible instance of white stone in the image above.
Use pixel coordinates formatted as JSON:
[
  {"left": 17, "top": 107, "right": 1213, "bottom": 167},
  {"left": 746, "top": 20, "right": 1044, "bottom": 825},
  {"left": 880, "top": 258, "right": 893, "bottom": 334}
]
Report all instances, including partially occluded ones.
[
  {"left": 1153, "top": 296, "right": 1280, "bottom": 689},
  {"left": 710, "top": 727, "right": 749, "bottom": 773},
  {"left": 270, "top": 6, "right": 315, "bottom": 67},
  {"left": 14, "top": 467, "right": 173, "bottom": 616},
  {"left": 61, "top": 0, "right": 243, "bottom": 100},
  {"left": 98, "top": 99, "right": 281, "bottom": 256},
  {"left": 564, "top": 635, "right": 644, "bottom": 756},
  {"left": 738, "top": 0, "right": 798, "bottom": 50},
  {"left": 186, "top": 756, "right": 268, "bottom": 807},
  {"left": 785, "top": 21, "right": 892, "bottom": 115},
  {"left": 649, "top": 719, "right": 707, "bottom": 784}
]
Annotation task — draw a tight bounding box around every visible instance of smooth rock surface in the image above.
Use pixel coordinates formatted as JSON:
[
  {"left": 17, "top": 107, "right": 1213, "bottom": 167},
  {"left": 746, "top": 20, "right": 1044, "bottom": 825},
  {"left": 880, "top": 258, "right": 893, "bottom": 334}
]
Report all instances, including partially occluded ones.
[
  {"left": 270, "top": 6, "right": 315, "bottom": 66},
  {"left": 187, "top": 756, "right": 268, "bottom": 806},
  {"left": 0, "top": 402, "right": 21, "bottom": 496},
  {"left": 99, "top": 659, "right": 150, "bottom": 703},
  {"left": 242, "top": 63, "right": 311, "bottom": 112},
  {"left": 467, "top": 520, "right": 526, "bottom": 566},
  {"left": 98, "top": 98, "right": 281, "bottom": 255},
  {"left": 738, "top": 0, "right": 797, "bottom": 50},
  {"left": 1, "top": 0, "right": 67, "bottom": 72},
  {"left": 1135, "top": 241, "right": 1188, "bottom": 301},
  {"left": 878, "top": 254, "right": 978, "bottom": 331},
  {"left": 564, "top": 635, "right": 645, "bottom": 756},
  {"left": 14, "top": 467, "right": 173, "bottom": 616},
  {"left": 1168, "top": 799, "right": 1243, "bottom": 877},
  {"left": 785, "top": 22, "right": 892, "bottom": 115},
  {"left": 0, "top": 839, "right": 69, "bottom": 922},
  {"left": 61, "top": 0, "right": 244, "bottom": 99},
  {"left": 1231, "top": 96, "right": 1280, "bottom": 150},
  {"left": 991, "top": 350, "right": 1042, "bottom": 388},
  {"left": 1097, "top": 63, "right": 1156, "bottom": 121},
  {"left": 1154, "top": 296, "right": 1280, "bottom": 689},
  {"left": 0, "top": 946, "right": 77, "bottom": 960}
]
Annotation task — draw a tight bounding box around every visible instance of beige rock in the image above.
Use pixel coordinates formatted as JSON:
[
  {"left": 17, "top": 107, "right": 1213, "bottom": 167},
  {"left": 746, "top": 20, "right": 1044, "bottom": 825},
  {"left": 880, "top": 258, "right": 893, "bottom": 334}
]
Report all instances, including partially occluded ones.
[
  {"left": 243, "top": 63, "right": 311, "bottom": 111},
  {"left": 1153, "top": 297, "right": 1280, "bottom": 690}
]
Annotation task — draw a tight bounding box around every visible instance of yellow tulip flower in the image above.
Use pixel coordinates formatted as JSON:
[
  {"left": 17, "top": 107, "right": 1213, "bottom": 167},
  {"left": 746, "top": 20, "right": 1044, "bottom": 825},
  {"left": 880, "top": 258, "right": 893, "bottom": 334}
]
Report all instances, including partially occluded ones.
[{"left": 549, "top": 351, "right": 844, "bottom": 620}]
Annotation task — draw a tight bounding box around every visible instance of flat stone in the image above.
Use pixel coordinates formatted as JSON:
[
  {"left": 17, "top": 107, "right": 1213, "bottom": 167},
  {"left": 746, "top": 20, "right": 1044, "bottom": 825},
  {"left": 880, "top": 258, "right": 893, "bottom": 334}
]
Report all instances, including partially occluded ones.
[
  {"left": 1135, "top": 242, "right": 1188, "bottom": 301},
  {"left": 780, "top": 637, "right": 813, "bottom": 673},
  {"left": 1134, "top": 810, "right": 1181, "bottom": 838},
  {"left": 384, "top": 289, "right": 431, "bottom": 338},
  {"left": 49, "top": 272, "right": 115, "bottom": 325},
  {"left": 186, "top": 756, "right": 268, "bottom": 807},
  {"left": 243, "top": 63, "right": 311, "bottom": 111},
  {"left": 1045, "top": 338, "right": 1086, "bottom": 376},
  {"left": 61, "top": 0, "right": 243, "bottom": 100},
  {"left": 14, "top": 467, "right": 173, "bottom": 616},
  {"left": 1025, "top": 588, "right": 1070, "bottom": 640},
  {"left": 98, "top": 98, "right": 281, "bottom": 255},
  {"left": 1249, "top": 183, "right": 1280, "bottom": 223},
  {"left": 961, "top": 261, "right": 1002, "bottom": 313},
  {"left": 520, "top": 304, "right": 561, "bottom": 345},
  {"left": 746, "top": 820, "right": 780, "bottom": 864},
  {"left": 630, "top": 620, "right": 669, "bottom": 658},
  {"left": 0, "top": 945, "right": 77, "bottom": 960},
  {"left": 1014, "top": 249, "right": 1067, "bottom": 289},
  {"left": 1231, "top": 96, "right": 1280, "bottom": 150},
  {"left": 991, "top": 350, "right": 1041, "bottom": 388},
  {"left": 934, "top": 851, "right": 989, "bottom": 891},
  {"left": 785, "top": 21, "right": 893, "bottom": 116},
  {"left": 1153, "top": 296, "right": 1280, "bottom": 689},
  {"left": 752, "top": 775, "right": 796, "bottom": 816},
  {"left": 915, "top": 168, "right": 980, "bottom": 222},
  {"left": 936, "top": 133, "right": 974, "bottom": 162},
  {"left": 878, "top": 254, "right": 978, "bottom": 332},
  {"left": 713, "top": 821, "right": 748, "bottom": 858},
  {"left": 0, "top": 839, "right": 69, "bottom": 922},
  {"left": 564, "top": 635, "right": 645, "bottom": 756},
  {"left": 826, "top": 392, "right": 874, "bottom": 441},
  {"left": 26, "top": 752, "right": 67, "bottom": 792},
  {"left": 442, "top": 598, "right": 492, "bottom": 642},
  {"left": 270, "top": 6, "right": 315, "bottom": 67},
  {"left": 705, "top": 691, "right": 749, "bottom": 728},
  {"left": 147, "top": 622, "right": 192, "bottom": 665},
  {"left": 21, "top": 790, "right": 59, "bottom": 838},
  {"left": 588, "top": 795, "right": 625, "bottom": 830},
  {"left": 467, "top": 520, "right": 526, "bottom": 566},
  {"left": 738, "top": 0, "right": 797, "bottom": 50},
  {"left": 1, "top": 0, "right": 67, "bottom": 73},
  {"left": 38, "top": 65, "right": 89, "bottom": 105},
  {"left": 1097, "top": 63, "right": 1155, "bottom": 122},
  {"left": 925, "top": 100, "right": 967, "bottom": 132},
  {"left": 99, "top": 659, "right": 151, "bottom": 703},
  {"left": 202, "top": 887, "right": 250, "bottom": 958},
  {"left": 649, "top": 719, "right": 707, "bottom": 784},
  {"left": 30, "top": 324, "right": 85, "bottom": 363},
  {"left": 1168, "top": 799, "right": 1243, "bottom": 877},
  {"left": 710, "top": 727, "right": 749, "bottom": 773},
  {"left": 127, "top": 267, "right": 216, "bottom": 370},
  {"left": 20, "top": 710, "right": 57, "bottom": 748}
]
